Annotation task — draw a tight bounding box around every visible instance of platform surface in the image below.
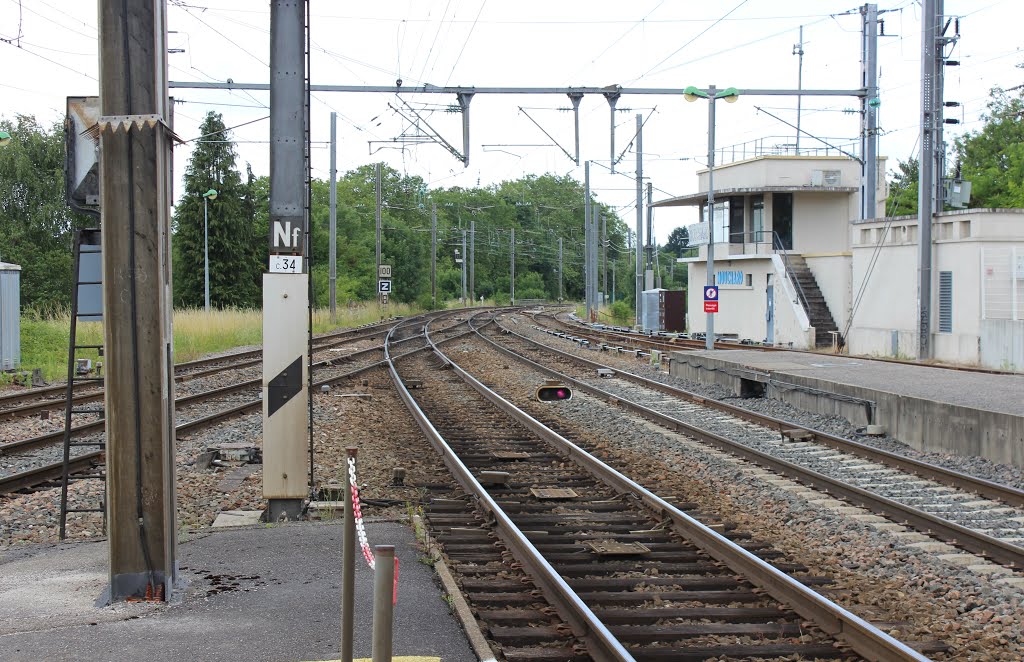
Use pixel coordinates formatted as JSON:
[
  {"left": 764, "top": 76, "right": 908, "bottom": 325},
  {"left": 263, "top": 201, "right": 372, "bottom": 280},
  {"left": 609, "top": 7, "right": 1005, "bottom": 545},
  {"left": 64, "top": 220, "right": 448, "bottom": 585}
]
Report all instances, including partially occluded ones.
[
  {"left": 0, "top": 521, "right": 477, "bottom": 662},
  {"left": 680, "top": 349, "right": 1024, "bottom": 416}
]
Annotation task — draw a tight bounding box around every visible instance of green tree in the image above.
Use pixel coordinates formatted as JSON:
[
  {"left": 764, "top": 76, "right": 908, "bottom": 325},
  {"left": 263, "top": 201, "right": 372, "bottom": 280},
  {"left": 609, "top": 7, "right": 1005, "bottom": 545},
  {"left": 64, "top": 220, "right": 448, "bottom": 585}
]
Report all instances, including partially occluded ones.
[
  {"left": 0, "top": 115, "right": 94, "bottom": 310},
  {"left": 171, "top": 112, "right": 262, "bottom": 308},
  {"left": 886, "top": 157, "right": 919, "bottom": 217},
  {"left": 665, "top": 226, "right": 690, "bottom": 255},
  {"left": 955, "top": 86, "right": 1024, "bottom": 208}
]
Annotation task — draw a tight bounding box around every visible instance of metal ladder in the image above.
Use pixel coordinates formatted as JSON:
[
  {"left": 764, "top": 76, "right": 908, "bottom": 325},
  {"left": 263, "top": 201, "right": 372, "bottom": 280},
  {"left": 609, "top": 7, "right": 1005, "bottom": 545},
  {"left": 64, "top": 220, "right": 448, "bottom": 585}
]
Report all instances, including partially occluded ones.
[{"left": 59, "top": 228, "right": 107, "bottom": 540}]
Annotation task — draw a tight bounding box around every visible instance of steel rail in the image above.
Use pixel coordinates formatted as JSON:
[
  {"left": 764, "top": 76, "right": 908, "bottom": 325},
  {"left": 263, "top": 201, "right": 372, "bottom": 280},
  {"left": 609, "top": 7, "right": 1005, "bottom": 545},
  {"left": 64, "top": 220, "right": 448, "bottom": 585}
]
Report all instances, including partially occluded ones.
[
  {"left": 0, "top": 358, "right": 396, "bottom": 496},
  {"left": 0, "top": 320, "right": 401, "bottom": 413},
  {"left": 386, "top": 313, "right": 635, "bottom": 662},
  {"left": 520, "top": 317, "right": 1024, "bottom": 508},
  {"left": 0, "top": 452, "right": 103, "bottom": 495},
  {"left": 0, "top": 342, "right": 396, "bottom": 455},
  {"left": 478, "top": 319, "right": 1024, "bottom": 569},
  {"left": 426, "top": 317, "right": 929, "bottom": 660}
]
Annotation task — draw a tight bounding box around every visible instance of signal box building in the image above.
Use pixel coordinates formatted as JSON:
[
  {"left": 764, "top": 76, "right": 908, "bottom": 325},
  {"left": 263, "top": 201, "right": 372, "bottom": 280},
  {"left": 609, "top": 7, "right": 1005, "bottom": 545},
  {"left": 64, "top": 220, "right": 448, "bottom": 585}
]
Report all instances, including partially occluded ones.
[
  {"left": 656, "top": 152, "right": 885, "bottom": 350},
  {"left": 656, "top": 149, "right": 1024, "bottom": 370}
]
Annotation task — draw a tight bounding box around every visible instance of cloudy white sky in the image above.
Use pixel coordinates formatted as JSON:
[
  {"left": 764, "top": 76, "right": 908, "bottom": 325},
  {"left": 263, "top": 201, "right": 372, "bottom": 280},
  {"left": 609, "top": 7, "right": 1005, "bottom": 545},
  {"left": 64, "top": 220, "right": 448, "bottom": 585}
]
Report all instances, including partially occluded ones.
[{"left": 3, "top": 0, "right": 1021, "bottom": 242}]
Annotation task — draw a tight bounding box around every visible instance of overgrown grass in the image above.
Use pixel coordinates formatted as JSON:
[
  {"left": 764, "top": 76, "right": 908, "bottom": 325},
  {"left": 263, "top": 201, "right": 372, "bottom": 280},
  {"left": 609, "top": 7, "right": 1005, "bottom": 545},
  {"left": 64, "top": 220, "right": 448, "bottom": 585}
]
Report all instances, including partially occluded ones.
[{"left": 14, "top": 301, "right": 419, "bottom": 382}]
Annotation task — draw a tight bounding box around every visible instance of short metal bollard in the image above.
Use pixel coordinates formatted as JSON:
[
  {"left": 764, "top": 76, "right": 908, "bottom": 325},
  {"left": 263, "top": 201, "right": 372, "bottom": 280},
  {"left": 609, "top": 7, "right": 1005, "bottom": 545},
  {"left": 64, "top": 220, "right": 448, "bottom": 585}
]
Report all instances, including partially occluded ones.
[
  {"left": 372, "top": 545, "right": 397, "bottom": 662},
  {"left": 341, "top": 447, "right": 357, "bottom": 662}
]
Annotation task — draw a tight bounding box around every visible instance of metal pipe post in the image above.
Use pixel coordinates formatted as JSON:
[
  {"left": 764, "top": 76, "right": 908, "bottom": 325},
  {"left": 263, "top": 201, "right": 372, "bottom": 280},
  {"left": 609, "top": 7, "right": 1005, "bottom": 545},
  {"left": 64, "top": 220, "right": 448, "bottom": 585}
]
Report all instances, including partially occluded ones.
[
  {"left": 706, "top": 86, "right": 718, "bottom": 351},
  {"left": 470, "top": 219, "right": 475, "bottom": 304},
  {"left": 371, "top": 545, "right": 396, "bottom": 662},
  {"left": 329, "top": 112, "right": 337, "bottom": 319},
  {"left": 340, "top": 447, "right": 357, "bottom": 662},
  {"left": 795, "top": 25, "right": 804, "bottom": 152},
  {"left": 645, "top": 183, "right": 654, "bottom": 290},
  {"left": 861, "top": 4, "right": 879, "bottom": 220},
  {"left": 601, "top": 210, "right": 607, "bottom": 303},
  {"left": 635, "top": 114, "right": 644, "bottom": 326},
  {"left": 568, "top": 93, "right": 583, "bottom": 165},
  {"left": 203, "top": 196, "right": 210, "bottom": 312}
]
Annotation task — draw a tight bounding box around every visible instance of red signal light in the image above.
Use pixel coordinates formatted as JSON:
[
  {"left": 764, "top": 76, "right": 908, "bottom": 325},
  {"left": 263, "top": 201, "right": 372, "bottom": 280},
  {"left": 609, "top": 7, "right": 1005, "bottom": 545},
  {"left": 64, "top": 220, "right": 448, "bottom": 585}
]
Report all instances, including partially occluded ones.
[{"left": 536, "top": 384, "right": 572, "bottom": 401}]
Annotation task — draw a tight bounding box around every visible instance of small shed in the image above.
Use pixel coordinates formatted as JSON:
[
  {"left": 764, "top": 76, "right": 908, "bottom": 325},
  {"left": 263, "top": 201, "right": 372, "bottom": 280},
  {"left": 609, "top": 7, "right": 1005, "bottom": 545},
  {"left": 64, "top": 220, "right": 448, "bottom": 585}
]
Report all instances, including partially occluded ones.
[{"left": 0, "top": 262, "right": 21, "bottom": 371}]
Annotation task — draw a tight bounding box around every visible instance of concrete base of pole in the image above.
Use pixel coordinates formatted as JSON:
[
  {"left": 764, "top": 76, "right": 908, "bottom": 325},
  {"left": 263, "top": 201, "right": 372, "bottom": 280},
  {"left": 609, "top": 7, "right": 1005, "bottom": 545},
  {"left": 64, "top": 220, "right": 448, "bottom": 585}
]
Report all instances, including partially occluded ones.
[{"left": 265, "top": 498, "right": 304, "bottom": 522}]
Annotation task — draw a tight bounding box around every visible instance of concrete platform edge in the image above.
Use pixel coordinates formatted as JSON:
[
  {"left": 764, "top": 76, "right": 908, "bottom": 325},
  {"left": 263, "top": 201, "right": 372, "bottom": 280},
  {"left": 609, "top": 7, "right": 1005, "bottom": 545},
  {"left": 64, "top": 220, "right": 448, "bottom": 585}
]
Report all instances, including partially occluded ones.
[{"left": 413, "top": 515, "right": 497, "bottom": 662}]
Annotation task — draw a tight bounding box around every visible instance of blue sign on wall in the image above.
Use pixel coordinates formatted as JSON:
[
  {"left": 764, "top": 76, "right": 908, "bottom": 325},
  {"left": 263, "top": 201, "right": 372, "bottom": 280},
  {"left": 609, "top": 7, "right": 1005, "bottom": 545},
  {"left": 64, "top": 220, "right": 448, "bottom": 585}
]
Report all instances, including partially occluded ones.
[{"left": 716, "top": 270, "right": 744, "bottom": 286}]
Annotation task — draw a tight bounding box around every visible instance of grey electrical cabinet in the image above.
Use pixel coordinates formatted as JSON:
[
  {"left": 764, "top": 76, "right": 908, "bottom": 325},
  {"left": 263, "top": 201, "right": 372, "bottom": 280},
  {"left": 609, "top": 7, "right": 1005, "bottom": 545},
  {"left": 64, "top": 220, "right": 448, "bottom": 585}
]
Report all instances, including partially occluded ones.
[{"left": 0, "top": 262, "right": 21, "bottom": 371}]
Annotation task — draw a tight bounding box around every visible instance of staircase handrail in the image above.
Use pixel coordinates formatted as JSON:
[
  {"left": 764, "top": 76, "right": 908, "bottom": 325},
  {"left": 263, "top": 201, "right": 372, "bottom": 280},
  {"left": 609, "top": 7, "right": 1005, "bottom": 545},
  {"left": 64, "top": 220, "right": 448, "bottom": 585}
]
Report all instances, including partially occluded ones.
[{"left": 753, "top": 230, "right": 811, "bottom": 313}]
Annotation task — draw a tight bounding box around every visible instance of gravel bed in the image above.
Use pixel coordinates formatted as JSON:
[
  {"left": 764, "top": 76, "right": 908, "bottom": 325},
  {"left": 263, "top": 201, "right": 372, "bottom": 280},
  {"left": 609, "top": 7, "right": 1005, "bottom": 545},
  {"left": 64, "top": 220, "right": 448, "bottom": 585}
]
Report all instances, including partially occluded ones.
[
  {"left": 441, "top": 334, "right": 1023, "bottom": 659},
  {"left": 513, "top": 316, "right": 1024, "bottom": 490}
]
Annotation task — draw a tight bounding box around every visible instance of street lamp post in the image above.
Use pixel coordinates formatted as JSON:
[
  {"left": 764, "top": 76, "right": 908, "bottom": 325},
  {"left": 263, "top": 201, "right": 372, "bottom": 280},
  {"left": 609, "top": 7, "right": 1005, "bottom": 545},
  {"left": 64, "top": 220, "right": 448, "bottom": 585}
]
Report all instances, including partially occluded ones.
[
  {"left": 202, "top": 188, "right": 218, "bottom": 312},
  {"left": 685, "top": 85, "right": 739, "bottom": 351}
]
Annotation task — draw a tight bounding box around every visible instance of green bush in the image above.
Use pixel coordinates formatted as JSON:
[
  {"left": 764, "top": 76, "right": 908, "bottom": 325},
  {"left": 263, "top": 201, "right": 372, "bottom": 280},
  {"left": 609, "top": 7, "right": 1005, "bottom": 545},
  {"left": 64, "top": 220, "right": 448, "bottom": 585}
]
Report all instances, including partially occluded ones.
[{"left": 608, "top": 300, "right": 633, "bottom": 325}]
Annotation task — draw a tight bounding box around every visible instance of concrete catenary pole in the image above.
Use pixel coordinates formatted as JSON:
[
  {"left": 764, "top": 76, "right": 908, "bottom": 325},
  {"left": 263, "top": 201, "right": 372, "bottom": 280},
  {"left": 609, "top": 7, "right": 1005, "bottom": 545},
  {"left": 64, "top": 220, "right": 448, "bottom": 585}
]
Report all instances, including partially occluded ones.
[
  {"left": 601, "top": 209, "right": 607, "bottom": 303},
  {"left": 918, "top": 0, "right": 938, "bottom": 359},
  {"left": 558, "top": 237, "right": 563, "bottom": 302},
  {"left": 645, "top": 183, "right": 654, "bottom": 290},
  {"left": 861, "top": 4, "right": 880, "bottom": 220},
  {"left": 431, "top": 202, "right": 437, "bottom": 308},
  {"left": 470, "top": 219, "right": 476, "bottom": 304},
  {"left": 375, "top": 162, "right": 382, "bottom": 297},
  {"left": 584, "top": 161, "right": 592, "bottom": 319},
  {"left": 461, "top": 229, "right": 468, "bottom": 305},
  {"left": 794, "top": 26, "right": 805, "bottom": 152},
  {"left": 98, "top": 0, "right": 177, "bottom": 603},
  {"left": 329, "top": 112, "right": 337, "bottom": 320},
  {"left": 635, "top": 114, "right": 644, "bottom": 326},
  {"left": 510, "top": 228, "right": 516, "bottom": 305},
  {"left": 264, "top": 0, "right": 309, "bottom": 521}
]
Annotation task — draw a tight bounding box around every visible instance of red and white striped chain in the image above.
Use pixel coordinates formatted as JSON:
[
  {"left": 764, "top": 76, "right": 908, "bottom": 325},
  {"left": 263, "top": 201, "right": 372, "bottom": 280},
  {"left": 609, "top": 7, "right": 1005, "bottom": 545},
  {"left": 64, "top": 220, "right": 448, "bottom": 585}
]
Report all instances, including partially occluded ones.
[{"left": 348, "top": 456, "right": 375, "bottom": 569}]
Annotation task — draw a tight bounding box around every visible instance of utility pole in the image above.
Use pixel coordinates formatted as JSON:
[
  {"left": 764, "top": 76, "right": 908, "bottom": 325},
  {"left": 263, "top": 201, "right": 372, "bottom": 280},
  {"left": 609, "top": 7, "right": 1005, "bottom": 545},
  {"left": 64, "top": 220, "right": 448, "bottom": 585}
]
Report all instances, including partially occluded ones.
[
  {"left": 264, "top": 0, "right": 309, "bottom": 522},
  {"left": 470, "top": 219, "right": 476, "bottom": 304},
  {"left": 655, "top": 243, "right": 662, "bottom": 289},
  {"left": 601, "top": 210, "right": 607, "bottom": 304},
  {"left": 794, "top": 26, "right": 805, "bottom": 152},
  {"left": 375, "top": 162, "right": 382, "bottom": 299},
  {"left": 645, "top": 183, "right": 654, "bottom": 290},
  {"left": 861, "top": 4, "right": 880, "bottom": 220},
  {"left": 558, "top": 236, "right": 563, "bottom": 302},
  {"left": 510, "top": 228, "right": 515, "bottom": 305},
  {"left": 584, "top": 161, "right": 592, "bottom": 320},
  {"left": 635, "top": 114, "right": 644, "bottom": 327},
  {"left": 98, "top": 0, "right": 176, "bottom": 603},
  {"left": 918, "top": 0, "right": 940, "bottom": 360},
  {"left": 431, "top": 202, "right": 437, "bottom": 308},
  {"left": 461, "top": 230, "right": 467, "bottom": 305},
  {"left": 329, "top": 112, "right": 337, "bottom": 320}
]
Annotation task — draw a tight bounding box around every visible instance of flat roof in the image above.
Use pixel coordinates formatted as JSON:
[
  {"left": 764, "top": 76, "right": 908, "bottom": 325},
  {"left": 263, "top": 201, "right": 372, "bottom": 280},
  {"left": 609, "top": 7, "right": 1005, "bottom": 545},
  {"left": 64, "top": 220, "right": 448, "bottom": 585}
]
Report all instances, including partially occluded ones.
[{"left": 651, "top": 185, "right": 859, "bottom": 208}]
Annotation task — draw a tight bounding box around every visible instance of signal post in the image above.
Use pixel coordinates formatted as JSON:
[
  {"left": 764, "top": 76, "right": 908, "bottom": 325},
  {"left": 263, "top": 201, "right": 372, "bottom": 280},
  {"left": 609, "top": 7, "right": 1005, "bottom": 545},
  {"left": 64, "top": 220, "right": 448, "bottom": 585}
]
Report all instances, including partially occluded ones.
[{"left": 263, "top": 0, "right": 309, "bottom": 520}]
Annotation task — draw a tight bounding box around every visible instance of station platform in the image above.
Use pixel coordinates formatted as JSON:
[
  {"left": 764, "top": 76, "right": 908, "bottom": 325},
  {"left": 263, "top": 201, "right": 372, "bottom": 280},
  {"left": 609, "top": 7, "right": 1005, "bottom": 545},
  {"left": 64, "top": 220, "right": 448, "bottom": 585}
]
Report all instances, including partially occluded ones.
[
  {"left": 0, "top": 520, "right": 481, "bottom": 662},
  {"left": 669, "top": 349, "right": 1024, "bottom": 467}
]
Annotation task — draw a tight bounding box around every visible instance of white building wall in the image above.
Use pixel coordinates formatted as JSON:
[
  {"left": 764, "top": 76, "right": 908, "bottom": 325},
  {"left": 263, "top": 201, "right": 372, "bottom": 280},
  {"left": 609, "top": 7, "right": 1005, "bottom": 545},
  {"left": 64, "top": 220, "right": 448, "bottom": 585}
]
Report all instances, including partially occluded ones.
[
  {"left": 792, "top": 194, "right": 852, "bottom": 253},
  {"left": 848, "top": 209, "right": 1024, "bottom": 367},
  {"left": 686, "top": 257, "right": 813, "bottom": 348}
]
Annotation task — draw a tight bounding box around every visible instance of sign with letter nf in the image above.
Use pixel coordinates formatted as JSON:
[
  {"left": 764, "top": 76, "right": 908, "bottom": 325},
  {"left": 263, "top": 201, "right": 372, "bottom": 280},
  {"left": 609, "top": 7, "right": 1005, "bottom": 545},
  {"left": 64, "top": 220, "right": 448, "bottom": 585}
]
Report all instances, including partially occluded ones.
[
  {"left": 270, "top": 219, "right": 304, "bottom": 255},
  {"left": 378, "top": 279, "right": 392, "bottom": 294}
]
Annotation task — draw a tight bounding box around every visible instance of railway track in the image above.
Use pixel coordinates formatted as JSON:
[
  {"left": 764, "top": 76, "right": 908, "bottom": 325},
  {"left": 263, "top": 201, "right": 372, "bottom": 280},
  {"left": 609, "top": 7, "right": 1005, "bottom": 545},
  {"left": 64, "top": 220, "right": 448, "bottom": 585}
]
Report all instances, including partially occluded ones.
[
  {"left": 384, "top": 311, "right": 936, "bottom": 661},
  {"left": 473, "top": 314, "right": 1024, "bottom": 570},
  {"left": 0, "top": 320, "right": 400, "bottom": 422},
  {"left": 0, "top": 312, "right": 481, "bottom": 497}
]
